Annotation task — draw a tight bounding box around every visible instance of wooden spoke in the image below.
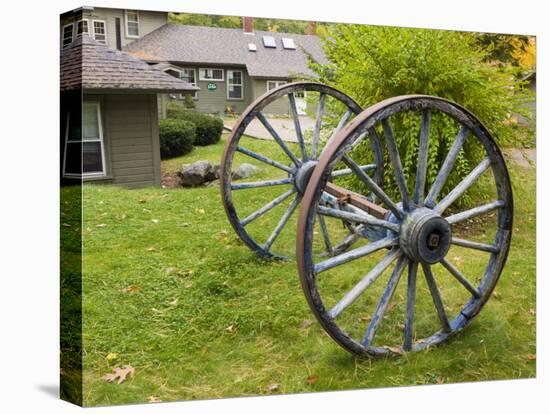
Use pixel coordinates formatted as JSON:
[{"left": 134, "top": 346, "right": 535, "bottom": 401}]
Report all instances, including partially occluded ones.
[
  {"left": 440, "top": 258, "right": 481, "bottom": 298},
  {"left": 382, "top": 118, "right": 412, "bottom": 210},
  {"left": 331, "top": 164, "right": 377, "bottom": 178},
  {"left": 425, "top": 126, "right": 469, "bottom": 208},
  {"left": 329, "top": 249, "right": 401, "bottom": 319},
  {"left": 403, "top": 261, "right": 418, "bottom": 351},
  {"left": 310, "top": 92, "right": 326, "bottom": 158},
  {"left": 288, "top": 93, "right": 307, "bottom": 161},
  {"left": 317, "top": 213, "right": 333, "bottom": 256},
  {"left": 314, "top": 236, "right": 398, "bottom": 274},
  {"left": 237, "top": 146, "right": 292, "bottom": 173},
  {"left": 445, "top": 200, "right": 504, "bottom": 224},
  {"left": 451, "top": 237, "right": 499, "bottom": 253},
  {"left": 435, "top": 157, "right": 491, "bottom": 213},
  {"left": 342, "top": 154, "right": 405, "bottom": 219},
  {"left": 317, "top": 205, "right": 399, "bottom": 232},
  {"left": 240, "top": 188, "right": 296, "bottom": 226},
  {"left": 231, "top": 177, "right": 292, "bottom": 190},
  {"left": 362, "top": 256, "right": 408, "bottom": 347},
  {"left": 414, "top": 109, "right": 431, "bottom": 205},
  {"left": 263, "top": 195, "right": 301, "bottom": 251},
  {"left": 421, "top": 264, "right": 451, "bottom": 333},
  {"left": 256, "top": 111, "right": 301, "bottom": 166},
  {"left": 325, "top": 109, "right": 353, "bottom": 148}
]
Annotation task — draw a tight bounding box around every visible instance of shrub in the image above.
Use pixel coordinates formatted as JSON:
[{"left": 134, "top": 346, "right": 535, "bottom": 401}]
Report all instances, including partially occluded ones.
[
  {"left": 159, "top": 119, "right": 196, "bottom": 159},
  {"left": 184, "top": 94, "right": 196, "bottom": 110},
  {"left": 310, "top": 25, "right": 531, "bottom": 205},
  {"left": 166, "top": 103, "right": 224, "bottom": 146}
]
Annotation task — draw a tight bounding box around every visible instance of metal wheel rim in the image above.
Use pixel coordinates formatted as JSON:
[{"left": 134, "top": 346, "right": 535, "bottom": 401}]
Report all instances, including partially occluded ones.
[
  {"left": 220, "top": 82, "right": 383, "bottom": 259},
  {"left": 297, "top": 95, "right": 513, "bottom": 357}
]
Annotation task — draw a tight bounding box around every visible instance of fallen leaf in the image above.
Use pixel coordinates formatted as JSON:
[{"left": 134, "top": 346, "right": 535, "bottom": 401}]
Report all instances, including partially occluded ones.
[
  {"left": 529, "top": 308, "right": 536, "bottom": 315},
  {"left": 120, "top": 214, "right": 127, "bottom": 220},
  {"left": 184, "top": 282, "right": 193, "bottom": 289},
  {"left": 267, "top": 383, "right": 280, "bottom": 392},
  {"left": 148, "top": 396, "right": 162, "bottom": 403},
  {"left": 122, "top": 285, "right": 141, "bottom": 293},
  {"left": 103, "top": 365, "right": 135, "bottom": 384},
  {"left": 359, "top": 316, "right": 371, "bottom": 322},
  {"left": 165, "top": 267, "right": 177, "bottom": 274},
  {"left": 526, "top": 354, "right": 536, "bottom": 361},
  {"left": 196, "top": 208, "right": 205, "bottom": 214},
  {"left": 169, "top": 298, "right": 178, "bottom": 306},
  {"left": 151, "top": 219, "right": 159, "bottom": 224},
  {"left": 96, "top": 223, "right": 107, "bottom": 228},
  {"left": 492, "top": 291, "right": 501, "bottom": 299},
  {"left": 436, "top": 377, "right": 445, "bottom": 384},
  {"left": 147, "top": 246, "right": 156, "bottom": 252},
  {"left": 306, "top": 375, "right": 318, "bottom": 385},
  {"left": 106, "top": 352, "right": 118, "bottom": 361},
  {"left": 299, "top": 320, "right": 313, "bottom": 330},
  {"left": 62, "top": 223, "right": 71, "bottom": 227},
  {"left": 225, "top": 324, "right": 237, "bottom": 334},
  {"left": 180, "top": 222, "right": 190, "bottom": 227}
]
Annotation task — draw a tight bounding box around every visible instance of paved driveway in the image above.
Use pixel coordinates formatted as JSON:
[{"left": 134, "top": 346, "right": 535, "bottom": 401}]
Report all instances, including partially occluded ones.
[{"left": 224, "top": 116, "right": 315, "bottom": 143}]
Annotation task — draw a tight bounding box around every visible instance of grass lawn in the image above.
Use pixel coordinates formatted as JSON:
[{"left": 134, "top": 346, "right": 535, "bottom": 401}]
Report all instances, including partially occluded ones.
[{"left": 76, "top": 134, "right": 536, "bottom": 406}]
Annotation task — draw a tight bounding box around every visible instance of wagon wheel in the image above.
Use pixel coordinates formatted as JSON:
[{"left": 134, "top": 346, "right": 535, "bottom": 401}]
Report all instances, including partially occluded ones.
[
  {"left": 221, "top": 82, "right": 383, "bottom": 259},
  {"left": 297, "top": 95, "right": 513, "bottom": 357}
]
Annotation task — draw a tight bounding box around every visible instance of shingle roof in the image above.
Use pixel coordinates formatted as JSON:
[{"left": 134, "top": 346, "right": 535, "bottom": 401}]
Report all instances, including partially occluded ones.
[
  {"left": 60, "top": 35, "right": 199, "bottom": 92},
  {"left": 123, "top": 24, "right": 328, "bottom": 78}
]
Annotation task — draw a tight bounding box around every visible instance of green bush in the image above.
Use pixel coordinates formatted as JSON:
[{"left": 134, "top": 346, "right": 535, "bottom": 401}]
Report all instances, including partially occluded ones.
[
  {"left": 166, "top": 103, "right": 224, "bottom": 146},
  {"left": 310, "top": 25, "right": 531, "bottom": 206},
  {"left": 159, "top": 119, "right": 196, "bottom": 159},
  {"left": 184, "top": 94, "right": 196, "bottom": 110}
]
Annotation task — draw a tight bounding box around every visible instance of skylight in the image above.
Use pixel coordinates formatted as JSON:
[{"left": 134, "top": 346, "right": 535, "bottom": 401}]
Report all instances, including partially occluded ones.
[
  {"left": 262, "top": 36, "right": 276, "bottom": 48},
  {"left": 248, "top": 43, "right": 257, "bottom": 52},
  {"left": 282, "top": 38, "right": 296, "bottom": 50}
]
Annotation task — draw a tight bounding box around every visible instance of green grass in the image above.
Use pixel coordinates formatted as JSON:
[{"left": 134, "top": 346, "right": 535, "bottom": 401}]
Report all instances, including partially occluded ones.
[{"left": 78, "top": 135, "right": 536, "bottom": 406}]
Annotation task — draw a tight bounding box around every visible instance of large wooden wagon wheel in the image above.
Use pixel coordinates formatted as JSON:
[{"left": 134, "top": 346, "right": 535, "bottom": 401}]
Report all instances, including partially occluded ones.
[
  {"left": 297, "top": 96, "right": 513, "bottom": 356},
  {"left": 221, "top": 82, "right": 383, "bottom": 259}
]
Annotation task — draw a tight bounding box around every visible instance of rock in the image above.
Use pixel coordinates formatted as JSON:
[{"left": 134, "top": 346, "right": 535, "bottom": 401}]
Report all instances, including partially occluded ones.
[
  {"left": 180, "top": 160, "right": 213, "bottom": 186},
  {"left": 233, "top": 163, "right": 260, "bottom": 180}
]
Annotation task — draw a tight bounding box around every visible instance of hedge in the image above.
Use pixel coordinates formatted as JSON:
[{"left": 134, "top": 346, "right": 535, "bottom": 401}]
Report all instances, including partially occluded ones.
[
  {"left": 166, "top": 104, "right": 224, "bottom": 146},
  {"left": 159, "top": 119, "right": 196, "bottom": 159}
]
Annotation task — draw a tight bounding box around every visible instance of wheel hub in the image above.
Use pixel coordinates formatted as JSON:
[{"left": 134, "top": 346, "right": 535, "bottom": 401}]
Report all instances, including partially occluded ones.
[
  {"left": 399, "top": 208, "right": 451, "bottom": 264},
  {"left": 293, "top": 160, "right": 318, "bottom": 194}
]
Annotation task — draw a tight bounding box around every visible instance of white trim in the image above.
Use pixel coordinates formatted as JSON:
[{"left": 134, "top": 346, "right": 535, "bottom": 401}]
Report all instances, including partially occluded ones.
[
  {"left": 124, "top": 10, "right": 140, "bottom": 39},
  {"left": 266, "top": 80, "right": 288, "bottom": 92},
  {"left": 91, "top": 20, "right": 107, "bottom": 44},
  {"left": 227, "top": 69, "right": 244, "bottom": 100},
  {"left": 62, "top": 23, "right": 74, "bottom": 48},
  {"left": 62, "top": 102, "right": 107, "bottom": 178},
  {"left": 163, "top": 66, "right": 198, "bottom": 100},
  {"left": 199, "top": 68, "right": 224, "bottom": 82},
  {"left": 76, "top": 19, "right": 89, "bottom": 38}
]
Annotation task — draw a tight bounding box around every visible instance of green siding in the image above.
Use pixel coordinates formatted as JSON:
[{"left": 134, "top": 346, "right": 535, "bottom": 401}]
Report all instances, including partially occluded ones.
[
  {"left": 251, "top": 79, "right": 292, "bottom": 116},
  {"left": 86, "top": 93, "right": 160, "bottom": 188},
  {"left": 61, "top": 8, "right": 167, "bottom": 50}
]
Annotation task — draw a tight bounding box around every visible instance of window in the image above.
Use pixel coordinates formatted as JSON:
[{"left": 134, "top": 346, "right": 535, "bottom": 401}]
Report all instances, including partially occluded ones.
[
  {"left": 267, "top": 80, "right": 287, "bottom": 91},
  {"left": 92, "top": 20, "right": 107, "bottom": 44},
  {"left": 179, "top": 68, "right": 198, "bottom": 99},
  {"left": 199, "top": 68, "right": 224, "bottom": 81},
  {"left": 63, "top": 102, "right": 106, "bottom": 177},
  {"left": 125, "top": 10, "right": 140, "bottom": 38},
  {"left": 62, "top": 24, "right": 74, "bottom": 48},
  {"left": 282, "top": 37, "right": 296, "bottom": 50},
  {"left": 227, "top": 70, "right": 243, "bottom": 100},
  {"left": 76, "top": 20, "right": 89, "bottom": 37},
  {"left": 262, "top": 36, "right": 276, "bottom": 48}
]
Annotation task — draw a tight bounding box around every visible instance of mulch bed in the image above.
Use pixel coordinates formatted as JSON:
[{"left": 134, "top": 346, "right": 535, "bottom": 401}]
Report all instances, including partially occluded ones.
[{"left": 161, "top": 172, "right": 182, "bottom": 189}]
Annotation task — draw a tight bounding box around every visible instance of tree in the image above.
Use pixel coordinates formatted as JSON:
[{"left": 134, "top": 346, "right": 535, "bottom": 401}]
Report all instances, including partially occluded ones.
[{"left": 310, "top": 25, "right": 529, "bottom": 205}]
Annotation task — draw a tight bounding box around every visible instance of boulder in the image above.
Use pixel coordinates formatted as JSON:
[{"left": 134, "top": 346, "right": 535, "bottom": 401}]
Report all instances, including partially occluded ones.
[
  {"left": 180, "top": 160, "right": 213, "bottom": 186},
  {"left": 233, "top": 163, "right": 260, "bottom": 180}
]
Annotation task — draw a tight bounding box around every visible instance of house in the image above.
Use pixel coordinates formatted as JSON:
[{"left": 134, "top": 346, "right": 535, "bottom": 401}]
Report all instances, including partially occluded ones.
[
  {"left": 60, "top": 6, "right": 169, "bottom": 51},
  {"left": 123, "top": 17, "right": 328, "bottom": 116},
  {"left": 60, "top": 36, "right": 197, "bottom": 188}
]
